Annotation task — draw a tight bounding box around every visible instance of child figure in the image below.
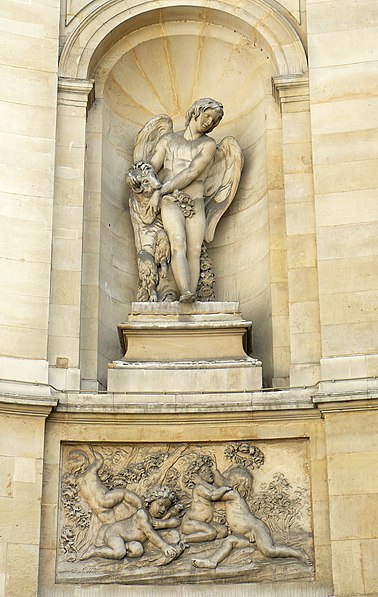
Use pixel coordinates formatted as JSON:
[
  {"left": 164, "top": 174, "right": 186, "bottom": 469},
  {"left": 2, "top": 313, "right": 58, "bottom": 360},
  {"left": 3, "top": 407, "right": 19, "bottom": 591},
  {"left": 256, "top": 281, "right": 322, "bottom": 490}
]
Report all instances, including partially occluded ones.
[
  {"left": 81, "top": 486, "right": 182, "bottom": 564},
  {"left": 181, "top": 455, "right": 231, "bottom": 543},
  {"left": 192, "top": 466, "right": 312, "bottom": 568},
  {"left": 66, "top": 447, "right": 142, "bottom": 525},
  {"left": 127, "top": 161, "right": 176, "bottom": 302}
]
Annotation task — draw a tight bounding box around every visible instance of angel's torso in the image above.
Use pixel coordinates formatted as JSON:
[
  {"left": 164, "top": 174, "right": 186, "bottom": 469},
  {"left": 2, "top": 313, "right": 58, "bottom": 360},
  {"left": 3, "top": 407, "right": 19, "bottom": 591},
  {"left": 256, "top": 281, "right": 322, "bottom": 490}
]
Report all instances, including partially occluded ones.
[{"left": 161, "top": 132, "right": 214, "bottom": 199}]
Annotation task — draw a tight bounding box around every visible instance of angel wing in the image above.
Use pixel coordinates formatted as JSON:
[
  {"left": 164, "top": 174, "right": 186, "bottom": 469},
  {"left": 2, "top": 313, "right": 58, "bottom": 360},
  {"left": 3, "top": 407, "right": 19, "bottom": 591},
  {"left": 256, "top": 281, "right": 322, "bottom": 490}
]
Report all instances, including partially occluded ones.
[
  {"left": 133, "top": 114, "right": 173, "bottom": 163},
  {"left": 204, "top": 137, "right": 244, "bottom": 243}
]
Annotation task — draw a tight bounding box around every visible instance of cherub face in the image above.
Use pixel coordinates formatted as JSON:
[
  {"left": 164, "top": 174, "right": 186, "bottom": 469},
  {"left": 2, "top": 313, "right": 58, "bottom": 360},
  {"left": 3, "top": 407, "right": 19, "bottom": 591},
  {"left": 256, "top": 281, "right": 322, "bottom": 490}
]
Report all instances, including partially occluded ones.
[
  {"left": 148, "top": 497, "right": 172, "bottom": 518},
  {"left": 67, "top": 450, "right": 88, "bottom": 474},
  {"left": 199, "top": 464, "right": 214, "bottom": 484},
  {"left": 195, "top": 108, "right": 221, "bottom": 133}
]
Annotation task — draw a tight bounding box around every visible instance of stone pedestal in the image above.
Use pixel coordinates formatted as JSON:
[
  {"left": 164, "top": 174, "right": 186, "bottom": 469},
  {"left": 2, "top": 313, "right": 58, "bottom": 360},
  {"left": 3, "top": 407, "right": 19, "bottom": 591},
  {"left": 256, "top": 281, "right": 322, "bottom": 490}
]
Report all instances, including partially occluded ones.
[{"left": 107, "top": 302, "right": 262, "bottom": 394}]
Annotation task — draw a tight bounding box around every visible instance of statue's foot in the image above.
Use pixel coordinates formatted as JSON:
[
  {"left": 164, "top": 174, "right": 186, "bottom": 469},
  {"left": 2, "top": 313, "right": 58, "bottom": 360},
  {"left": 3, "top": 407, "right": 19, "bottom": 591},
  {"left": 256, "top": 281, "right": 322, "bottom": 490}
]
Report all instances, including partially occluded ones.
[
  {"left": 162, "top": 292, "right": 177, "bottom": 302},
  {"left": 192, "top": 557, "right": 217, "bottom": 569},
  {"left": 297, "top": 549, "right": 312, "bottom": 565},
  {"left": 179, "top": 291, "right": 195, "bottom": 303}
]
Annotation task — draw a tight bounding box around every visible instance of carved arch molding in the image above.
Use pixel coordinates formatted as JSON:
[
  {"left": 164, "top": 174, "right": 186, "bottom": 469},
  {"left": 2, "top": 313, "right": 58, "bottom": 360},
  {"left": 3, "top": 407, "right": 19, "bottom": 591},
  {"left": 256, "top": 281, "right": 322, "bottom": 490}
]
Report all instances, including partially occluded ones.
[{"left": 59, "top": 0, "right": 308, "bottom": 80}]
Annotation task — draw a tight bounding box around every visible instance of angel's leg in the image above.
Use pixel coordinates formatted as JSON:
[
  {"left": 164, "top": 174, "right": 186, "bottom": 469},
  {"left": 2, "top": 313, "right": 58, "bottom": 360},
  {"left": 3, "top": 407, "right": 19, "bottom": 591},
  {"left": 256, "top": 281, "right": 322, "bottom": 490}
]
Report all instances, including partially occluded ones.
[
  {"left": 160, "top": 200, "right": 191, "bottom": 296},
  {"left": 192, "top": 534, "right": 250, "bottom": 568},
  {"left": 185, "top": 198, "right": 206, "bottom": 294}
]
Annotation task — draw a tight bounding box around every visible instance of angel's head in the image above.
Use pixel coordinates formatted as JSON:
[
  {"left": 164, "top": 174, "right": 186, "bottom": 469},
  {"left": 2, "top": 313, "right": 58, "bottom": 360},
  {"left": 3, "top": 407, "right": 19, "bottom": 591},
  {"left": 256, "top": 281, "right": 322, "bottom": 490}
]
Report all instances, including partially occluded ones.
[
  {"left": 127, "top": 161, "right": 161, "bottom": 198},
  {"left": 185, "top": 98, "right": 224, "bottom": 133},
  {"left": 143, "top": 485, "right": 177, "bottom": 518},
  {"left": 182, "top": 454, "right": 215, "bottom": 487}
]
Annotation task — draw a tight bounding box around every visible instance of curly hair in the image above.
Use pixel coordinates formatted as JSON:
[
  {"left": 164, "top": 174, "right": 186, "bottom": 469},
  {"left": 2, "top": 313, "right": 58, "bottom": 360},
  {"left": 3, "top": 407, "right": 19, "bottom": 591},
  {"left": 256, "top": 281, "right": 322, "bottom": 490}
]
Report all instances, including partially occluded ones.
[
  {"left": 224, "top": 466, "right": 253, "bottom": 499},
  {"left": 143, "top": 485, "right": 177, "bottom": 509},
  {"left": 182, "top": 454, "right": 214, "bottom": 488},
  {"left": 66, "top": 449, "right": 89, "bottom": 476},
  {"left": 184, "top": 98, "right": 224, "bottom": 130}
]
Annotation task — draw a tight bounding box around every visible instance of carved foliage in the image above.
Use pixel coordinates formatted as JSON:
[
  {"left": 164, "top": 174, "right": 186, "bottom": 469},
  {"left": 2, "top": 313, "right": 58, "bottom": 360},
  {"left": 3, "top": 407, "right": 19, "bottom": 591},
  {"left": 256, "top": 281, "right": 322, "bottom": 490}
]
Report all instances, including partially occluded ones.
[{"left": 251, "top": 472, "right": 309, "bottom": 539}]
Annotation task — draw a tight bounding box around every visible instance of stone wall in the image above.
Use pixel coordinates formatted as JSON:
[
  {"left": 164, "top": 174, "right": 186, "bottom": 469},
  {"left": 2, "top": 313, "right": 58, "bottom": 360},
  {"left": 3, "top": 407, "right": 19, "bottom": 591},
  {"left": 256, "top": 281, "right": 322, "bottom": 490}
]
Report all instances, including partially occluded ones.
[
  {"left": 0, "top": 400, "right": 54, "bottom": 597},
  {"left": 0, "top": 0, "right": 377, "bottom": 596},
  {"left": 307, "top": 0, "right": 378, "bottom": 387},
  {"left": 322, "top": 408, "right": 378, "bottom": 595},
  {"left": 0, "top": 0, "right": 59, "bottom": 391}
]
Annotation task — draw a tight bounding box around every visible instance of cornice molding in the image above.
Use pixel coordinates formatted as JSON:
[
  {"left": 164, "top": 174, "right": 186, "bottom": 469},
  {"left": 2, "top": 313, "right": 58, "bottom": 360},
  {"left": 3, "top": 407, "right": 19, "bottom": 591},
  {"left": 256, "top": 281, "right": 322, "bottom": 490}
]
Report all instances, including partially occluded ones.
[
  {"left": 0, "top": 395, "right": 57, "bottom": 418},
  {"left": 313, "top": 391, "right": 378, "bottom": 415},
  {"left": 58, "top": 77, "right": 95, "bottom": 108},
  {"left": 272, "top": 74, "right": 310, "bottom": 110},
  {"left": 47, "top": 386, "right": 378, "bottom": 423}
]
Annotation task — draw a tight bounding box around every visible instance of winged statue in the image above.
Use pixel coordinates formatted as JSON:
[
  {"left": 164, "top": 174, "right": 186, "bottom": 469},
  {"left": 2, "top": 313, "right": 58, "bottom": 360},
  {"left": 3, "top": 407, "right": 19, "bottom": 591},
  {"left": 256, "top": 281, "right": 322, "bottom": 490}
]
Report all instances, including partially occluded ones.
[{"left": 127, "top": 98, "right": 244, "bottom": 303}]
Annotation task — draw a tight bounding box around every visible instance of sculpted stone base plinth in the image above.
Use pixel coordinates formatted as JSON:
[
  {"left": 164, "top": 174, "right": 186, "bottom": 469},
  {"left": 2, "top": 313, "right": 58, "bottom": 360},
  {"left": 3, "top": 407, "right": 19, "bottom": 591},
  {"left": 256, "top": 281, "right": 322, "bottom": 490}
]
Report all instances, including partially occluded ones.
[{"left": 107, "top": 302, "right": 262, "bottom": 394}]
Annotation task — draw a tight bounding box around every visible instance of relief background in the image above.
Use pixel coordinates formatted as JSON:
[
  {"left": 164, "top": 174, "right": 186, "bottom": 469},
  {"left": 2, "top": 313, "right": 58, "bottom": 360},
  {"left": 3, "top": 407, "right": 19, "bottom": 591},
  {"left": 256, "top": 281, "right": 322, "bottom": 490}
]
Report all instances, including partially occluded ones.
[{"left": 58, "top": 439, "right": 313, "bottom": 585}]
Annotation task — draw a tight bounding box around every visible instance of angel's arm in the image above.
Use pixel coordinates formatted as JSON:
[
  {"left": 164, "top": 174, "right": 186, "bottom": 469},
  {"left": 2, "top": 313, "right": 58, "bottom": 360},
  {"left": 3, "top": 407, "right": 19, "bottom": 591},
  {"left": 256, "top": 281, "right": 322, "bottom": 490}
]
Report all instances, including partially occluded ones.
[
  {"left": 151, "top": 516, "right": 181, "bottom": 530},
  {"left": 88, "top": 446, "right": 104, "bottom": 472},
  {"left": 208, "top": 485, "right": 232, "bottom": 501},
  {"left": 160, "top": 139, "right": 216, "bottom": 195},
  {"left": 213, "top": 467, "right": 229, "bottom": 487},
  {"left": 196, "top": 480, "right": 232, "bottom": 501},
  {"left": 149, "top": 135, "right": 168, "bottom": 173}
]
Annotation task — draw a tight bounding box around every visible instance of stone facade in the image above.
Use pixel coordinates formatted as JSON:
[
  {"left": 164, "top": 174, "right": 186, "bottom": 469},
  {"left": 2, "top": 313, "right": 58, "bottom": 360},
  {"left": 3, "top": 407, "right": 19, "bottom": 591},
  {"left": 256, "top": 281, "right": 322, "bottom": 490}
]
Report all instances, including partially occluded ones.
[{"left": 1, "top": 0, "right": 378, "bottom": 596}]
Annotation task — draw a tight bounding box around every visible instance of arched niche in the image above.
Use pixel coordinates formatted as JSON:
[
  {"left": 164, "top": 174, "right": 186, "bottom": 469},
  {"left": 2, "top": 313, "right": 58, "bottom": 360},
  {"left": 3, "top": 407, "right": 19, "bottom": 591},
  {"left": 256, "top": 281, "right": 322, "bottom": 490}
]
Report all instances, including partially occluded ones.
[
  {"left": 59, "top": 2, "right": 308, "bottom": 389},
  {"left": 60, "top": 1, "right": 307, "bottom": 79}
]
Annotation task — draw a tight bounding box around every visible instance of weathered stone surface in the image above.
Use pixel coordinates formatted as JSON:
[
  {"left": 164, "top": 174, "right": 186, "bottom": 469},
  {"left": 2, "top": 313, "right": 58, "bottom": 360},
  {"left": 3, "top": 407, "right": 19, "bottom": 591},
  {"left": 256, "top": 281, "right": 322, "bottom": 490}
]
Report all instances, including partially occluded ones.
[
  {"left": 1, "top": 0, "right": 378, "bottom": 596},
  {"left": 108, "top": 302, "right": 262, "bottom": 393},
  {"left": 56, "top": 440, "right": 313, "bottom": 585}
]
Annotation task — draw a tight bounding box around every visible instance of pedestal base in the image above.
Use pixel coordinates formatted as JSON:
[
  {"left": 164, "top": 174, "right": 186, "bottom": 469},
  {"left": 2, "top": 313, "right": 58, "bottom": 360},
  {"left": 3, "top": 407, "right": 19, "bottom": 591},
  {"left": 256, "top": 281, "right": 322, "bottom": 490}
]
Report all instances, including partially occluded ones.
[{"left": 107, "top": 302, "right": 262, "bottom": 393}]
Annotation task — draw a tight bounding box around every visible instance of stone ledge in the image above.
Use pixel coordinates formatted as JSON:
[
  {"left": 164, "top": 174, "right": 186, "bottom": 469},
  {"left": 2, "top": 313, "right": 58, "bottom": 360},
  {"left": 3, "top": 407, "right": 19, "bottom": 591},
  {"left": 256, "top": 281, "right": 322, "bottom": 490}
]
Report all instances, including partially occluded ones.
[
  {"left": 313, "top": 394, "right": 378, "bottom": 415},
  {"left": 128, "top": 301, "right": 241, "bottom": 317},
  {"left": 47, "top": 386, "right": 378, "bottom": 422},
  {"left": 39, "top": 580, "right": 333, "bottom": 597},
  {"left": 0, "top": 394, "right": 57, "bottom": 417},
  {"left": 110, "top": 358, "right": 261, "bottom": 369},
  {"left": 53, "top": 387, "right": 315, "bottom": 416}
]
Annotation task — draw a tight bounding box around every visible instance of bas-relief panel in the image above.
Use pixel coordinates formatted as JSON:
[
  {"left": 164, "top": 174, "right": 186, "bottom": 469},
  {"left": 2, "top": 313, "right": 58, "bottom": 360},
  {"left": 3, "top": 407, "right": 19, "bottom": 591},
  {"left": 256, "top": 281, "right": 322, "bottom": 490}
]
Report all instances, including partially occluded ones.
[{"left": 57, "top": 440, "right": 314, "bottom": 585}]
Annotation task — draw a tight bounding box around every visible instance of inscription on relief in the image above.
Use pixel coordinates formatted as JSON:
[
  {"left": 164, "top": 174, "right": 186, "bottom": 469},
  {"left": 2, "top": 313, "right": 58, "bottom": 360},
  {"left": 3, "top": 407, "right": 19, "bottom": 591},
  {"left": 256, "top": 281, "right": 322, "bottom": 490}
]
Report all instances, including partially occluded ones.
[{"left": 58, "top": 440, "right": 314, "bottom": 585}]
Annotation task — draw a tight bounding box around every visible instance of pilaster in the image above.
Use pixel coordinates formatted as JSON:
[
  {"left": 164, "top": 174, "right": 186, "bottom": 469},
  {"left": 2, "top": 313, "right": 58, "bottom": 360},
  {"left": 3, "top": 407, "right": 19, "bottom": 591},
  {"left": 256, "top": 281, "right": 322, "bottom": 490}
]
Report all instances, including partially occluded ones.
[
  {"left": 272, "top": 75, "right": 321, "bottom": 388},
  {"left": 48, "top": 78, "right": 94, "bottom": 391}
]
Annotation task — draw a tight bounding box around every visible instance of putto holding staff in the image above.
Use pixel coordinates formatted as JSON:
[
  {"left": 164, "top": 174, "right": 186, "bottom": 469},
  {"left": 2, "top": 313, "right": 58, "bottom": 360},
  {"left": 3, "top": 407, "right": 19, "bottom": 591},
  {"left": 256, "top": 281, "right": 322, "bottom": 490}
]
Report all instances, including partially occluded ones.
[{"left": 127, "top": 98, "right": 244, "bottom": 303}]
